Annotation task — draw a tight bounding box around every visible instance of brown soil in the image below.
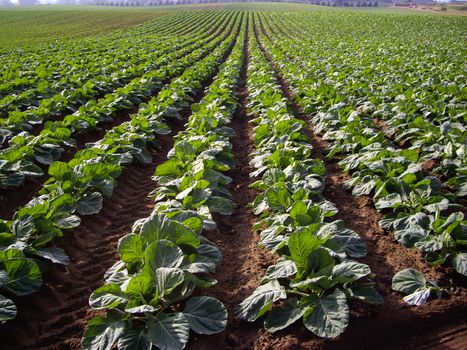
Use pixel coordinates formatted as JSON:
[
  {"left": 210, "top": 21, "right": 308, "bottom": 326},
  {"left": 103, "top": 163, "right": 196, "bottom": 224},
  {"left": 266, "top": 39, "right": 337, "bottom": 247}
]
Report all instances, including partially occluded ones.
[
  {"left": 0, "top": 118, "right": 187, "bottom": 350},
  {"left": 0, "top": 172, "right": 49, "bottom": 219},
  {"left": 189, "top": 18, "right": 276, "bottom": 350},
  {"left": 422, "top": 159, "right": 440, "bottom": 173},
  {"left": 1, "top": 19, "right": 466, "bottom": 350},
  {"left": 381, "top": 319, "right": 467, "bottom": 350},
  {"left": 0, "top": 139, "right": 166, "bottom": 350},
  {"left": 0, "top": 104, "right": 148, "bottom": 220},
  {"left": 252, "top": 19, "right": 467, "bottom": 350},
  {"left": 372, "top": 117, "right": 394, "bottom": 137}
]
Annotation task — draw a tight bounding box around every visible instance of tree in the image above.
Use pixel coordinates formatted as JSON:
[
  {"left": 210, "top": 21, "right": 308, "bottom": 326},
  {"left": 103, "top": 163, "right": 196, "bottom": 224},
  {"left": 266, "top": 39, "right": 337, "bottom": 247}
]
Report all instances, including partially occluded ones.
[{"left": 0, "top": 0, "right": 14, "bottom": 6}]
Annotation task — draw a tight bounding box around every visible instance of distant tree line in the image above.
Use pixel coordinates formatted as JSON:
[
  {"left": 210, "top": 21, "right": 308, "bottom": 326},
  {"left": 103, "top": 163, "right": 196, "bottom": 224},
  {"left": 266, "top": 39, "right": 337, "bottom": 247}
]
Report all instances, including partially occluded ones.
[
  {"left": 1, "top": 0, "right": 384, "bottom": 7},
  {"left": 1, "top": 0, "right": 40, "bottom": 5}
]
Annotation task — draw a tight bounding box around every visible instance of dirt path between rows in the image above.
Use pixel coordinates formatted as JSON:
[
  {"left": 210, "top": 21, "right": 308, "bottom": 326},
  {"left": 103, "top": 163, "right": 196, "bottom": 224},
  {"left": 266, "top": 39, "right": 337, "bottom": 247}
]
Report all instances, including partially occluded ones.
[
  {"left": 189, "top": 19, "right": 276, "bottom": 350},
  {"left": 252, "top": 14, "right": 467, "bottom": 350},
  {"left": 0, "top": 124, "right": 181, "bottom": 350}
]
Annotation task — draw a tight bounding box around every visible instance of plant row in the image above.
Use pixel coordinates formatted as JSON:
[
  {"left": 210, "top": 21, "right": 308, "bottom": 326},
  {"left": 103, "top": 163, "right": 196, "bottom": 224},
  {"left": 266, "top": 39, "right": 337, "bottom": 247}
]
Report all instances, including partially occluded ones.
[
  {"left": 234, "top": 22, "right": 381, "bottom": 340},
  {"left": 0, "top": 11, "right": 221, "bottom": 143},
  {"left": 0, "top": 10, "right": 210, "bottom": 109},
  {"left": 0, "top": 12, "right": 235, "bottom": 188},
  {"left": 81, "top": 16, "right": 247, "bottom": 350},
  {"left": 262, "top": 12, "right": 466, "bottom": 197},
  {"left": 0, "top": 15, "right": 242, "bottom": 324},
  {"left": 254, "top": 13, "right": 466, "bottom": 282}
]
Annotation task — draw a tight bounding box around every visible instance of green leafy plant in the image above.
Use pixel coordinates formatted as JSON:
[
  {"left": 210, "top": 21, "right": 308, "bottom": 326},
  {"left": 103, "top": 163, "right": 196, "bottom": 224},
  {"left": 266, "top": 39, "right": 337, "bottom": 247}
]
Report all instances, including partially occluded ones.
[
  {"left": 391, "top": 268, "right": 443, "bottom": 306},
  {"left": 235, "top": 26, "right": 381, "bottom": 340}
]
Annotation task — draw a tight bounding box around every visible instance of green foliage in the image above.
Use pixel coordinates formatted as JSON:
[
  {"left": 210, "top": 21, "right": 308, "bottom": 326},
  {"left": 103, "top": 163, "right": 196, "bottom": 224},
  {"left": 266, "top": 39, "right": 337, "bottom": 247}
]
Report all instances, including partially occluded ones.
[
  {"left": 236, "top": 26, "right": 381, "bottom": 340},
  {"left": 82, "top": 16, "right": 247, "bottom": 349},
  {"left": 0, "top": 10, "right": 241, "bottom": 325},
  {"left": 256, "top": 10, "right": 466, "bottom": 277}
]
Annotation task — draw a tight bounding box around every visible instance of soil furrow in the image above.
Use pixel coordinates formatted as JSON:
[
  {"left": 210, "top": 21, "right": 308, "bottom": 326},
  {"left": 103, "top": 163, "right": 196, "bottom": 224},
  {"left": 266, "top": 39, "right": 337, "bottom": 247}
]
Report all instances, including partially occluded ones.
[
  {"left": 189, "top": 19, "right": 275, "bottom": 350},
  {"left": 257, "top": 14, "right": 465, "bottom": 212},
  {"left": 253, "top": 15, "right": 467, "bottom": 350},
  {"left": 0, "top": 133, "right": 175, "bottom": 350}
]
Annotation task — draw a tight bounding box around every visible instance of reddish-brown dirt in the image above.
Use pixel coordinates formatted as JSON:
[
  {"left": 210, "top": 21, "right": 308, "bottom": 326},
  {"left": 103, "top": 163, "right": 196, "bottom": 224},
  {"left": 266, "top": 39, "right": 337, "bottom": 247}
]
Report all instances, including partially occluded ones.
[
  {"left": 0, "top": 93, "right": 159, "bottom": 220},
  {"left": 0, "top": 172, "right": 49, "bottom": 219},
  {"left": 1, "top": 20, "right": 466, "bottom": 350},
  {"left": 0, "top": 101, "right": 158, "bottom": 221},
  {"left": 0, "top": 125, "right": 180, "bottom": 350},
  {"left": 252, "top": 18, "right": 467, "bottom": 350},
  {"left": 190, "top": 18, "right": 277, "bottom": 350}
]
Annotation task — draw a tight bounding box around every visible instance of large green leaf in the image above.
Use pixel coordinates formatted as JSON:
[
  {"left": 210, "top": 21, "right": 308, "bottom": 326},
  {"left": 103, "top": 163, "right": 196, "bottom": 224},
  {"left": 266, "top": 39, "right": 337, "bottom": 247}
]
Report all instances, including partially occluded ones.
[
  {"left": 139, "top": 214, "right": 199, "bottom": 248},
  {"left": 1, "top": 254, "right": 42, "bottom": 296},
  {"left": 82, "top": 312, "right": 126, "bottom": 350},
  {"left": 288, "top": 231, "right": 325, "bottom": 277},
  {"left": 331, "top": 261, "right": 371, "bottom": 284},
  {"left": 182, "top": 242, "right": 222, "bottom": 274},
  {"left": 147, "top": 313, "right": 190, "bottom": 350},
  {"left": 264, "top": 298, "right": 304, "bottom": 333},
  {"left": 391, "top": 268, "right": 426, "bottom": 294},
  {"left": 117, "top": 329, "right": 151, "bottom": 350},
  {"left": 307, "top": 248, "right": 335, "bottom": 277},
  {"left": 77, "top": 192, "right": 103, "bottom": 216},
  {"left": 207, "top": 196, "right": 236, "bottom": 215},
  {"left": 264, "top": 185, "right": 291, "bottom": 212},
  {"left": 262, "top": 259, "right": 297, "bottom": 283},
  {"left": 0, "top": 294, "right": 17, "bottom": 323},
  {"left": 346, "top": 283, "right": 383, "bottom": 305},
  {"left": 125, "top": 274, "right": 153, "bottom": 298},
  {"left": 89, "top": 284, "right": 129, "bottom": 309},
  {"left": 320, "top": 222, "right": 367, "bottom": 258},
  {"left": 154, "top": 267, "right": 185, "bottom": 298},
  {"left": 118, "top": 234, "right": 144, "bottom": 263},
  {"left": 290, "top": 201, "right": 313, "bottom": 226},
  {"left": 55, "top": 214, "right": 81, "bottom": 229},
  {"left": 11, "top": 215, "right": 35, "bottom": 241},
  {"left": 235, "top": 280, "right": 287, "bottom": 322},
  {"left": 34, "top": 246, "right": 69, "bottom": 265},
  {"left": 302, "top": 289, "right": 349, "bottom": 338},
  {"left": 183, "top": 296, "right": 227, "bottom": 335},
  {"left": 375, "top": 193, "right": 402, "bottom": 210},
  {"left": 144, "top": 240, "right": 184, "bottom": 272}
]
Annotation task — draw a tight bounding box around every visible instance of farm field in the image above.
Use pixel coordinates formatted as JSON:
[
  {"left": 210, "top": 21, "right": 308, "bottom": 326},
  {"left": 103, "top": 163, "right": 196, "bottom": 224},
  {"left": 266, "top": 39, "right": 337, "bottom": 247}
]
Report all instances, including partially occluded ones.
[
  {"left": 0, "top": 7, "right": 170, "bottom": 47},
  {"left": 0, "top": 3, "right": 466, "bottom": 350}
]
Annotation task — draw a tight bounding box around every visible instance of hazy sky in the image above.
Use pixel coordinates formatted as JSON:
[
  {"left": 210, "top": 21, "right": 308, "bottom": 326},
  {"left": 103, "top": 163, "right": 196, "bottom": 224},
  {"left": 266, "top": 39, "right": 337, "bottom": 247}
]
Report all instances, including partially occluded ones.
[{"left": 11, "top": 0, "right": 59, "bottom": 3}]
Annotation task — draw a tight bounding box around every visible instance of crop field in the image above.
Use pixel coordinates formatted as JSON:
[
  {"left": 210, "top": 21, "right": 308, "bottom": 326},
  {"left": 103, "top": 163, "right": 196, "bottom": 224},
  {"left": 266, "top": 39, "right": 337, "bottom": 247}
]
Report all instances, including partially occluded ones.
[
  {"left": 0, "top": 3, "right": 466, "bottom": 350},
  {"left": 0, "top": 7, "right": 170, "bottom": 48}
]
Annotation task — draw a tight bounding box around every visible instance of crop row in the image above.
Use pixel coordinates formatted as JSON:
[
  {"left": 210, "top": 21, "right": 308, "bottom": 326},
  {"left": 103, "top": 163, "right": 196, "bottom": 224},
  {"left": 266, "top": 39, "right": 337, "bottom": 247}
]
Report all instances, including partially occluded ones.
[
  {"left": 0, "top": 11, "right": 220, "bottom": 140},
  {"left": 0, "top": 10, "right": 208, "bottom": 100},
  {"left": 234, "top": 18, "right": 381, "bottom": 340},
  {"left": 81, "top": 15, "right": 247, "bottom": 350},
  {"left": 254, "top": 13, "right": 466, "bottom": 281},
  {"left": 266, "top": 12, "right": 466, "bottom": 197},
  {"left": 0, "top": 9, "right": 465, "bottom": 349},
  {"left": 0, "top": 12, "right": 242, "bottom": 324},
  {"left": 0, "top": 11, "right": 234, "bottom": 188}
]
